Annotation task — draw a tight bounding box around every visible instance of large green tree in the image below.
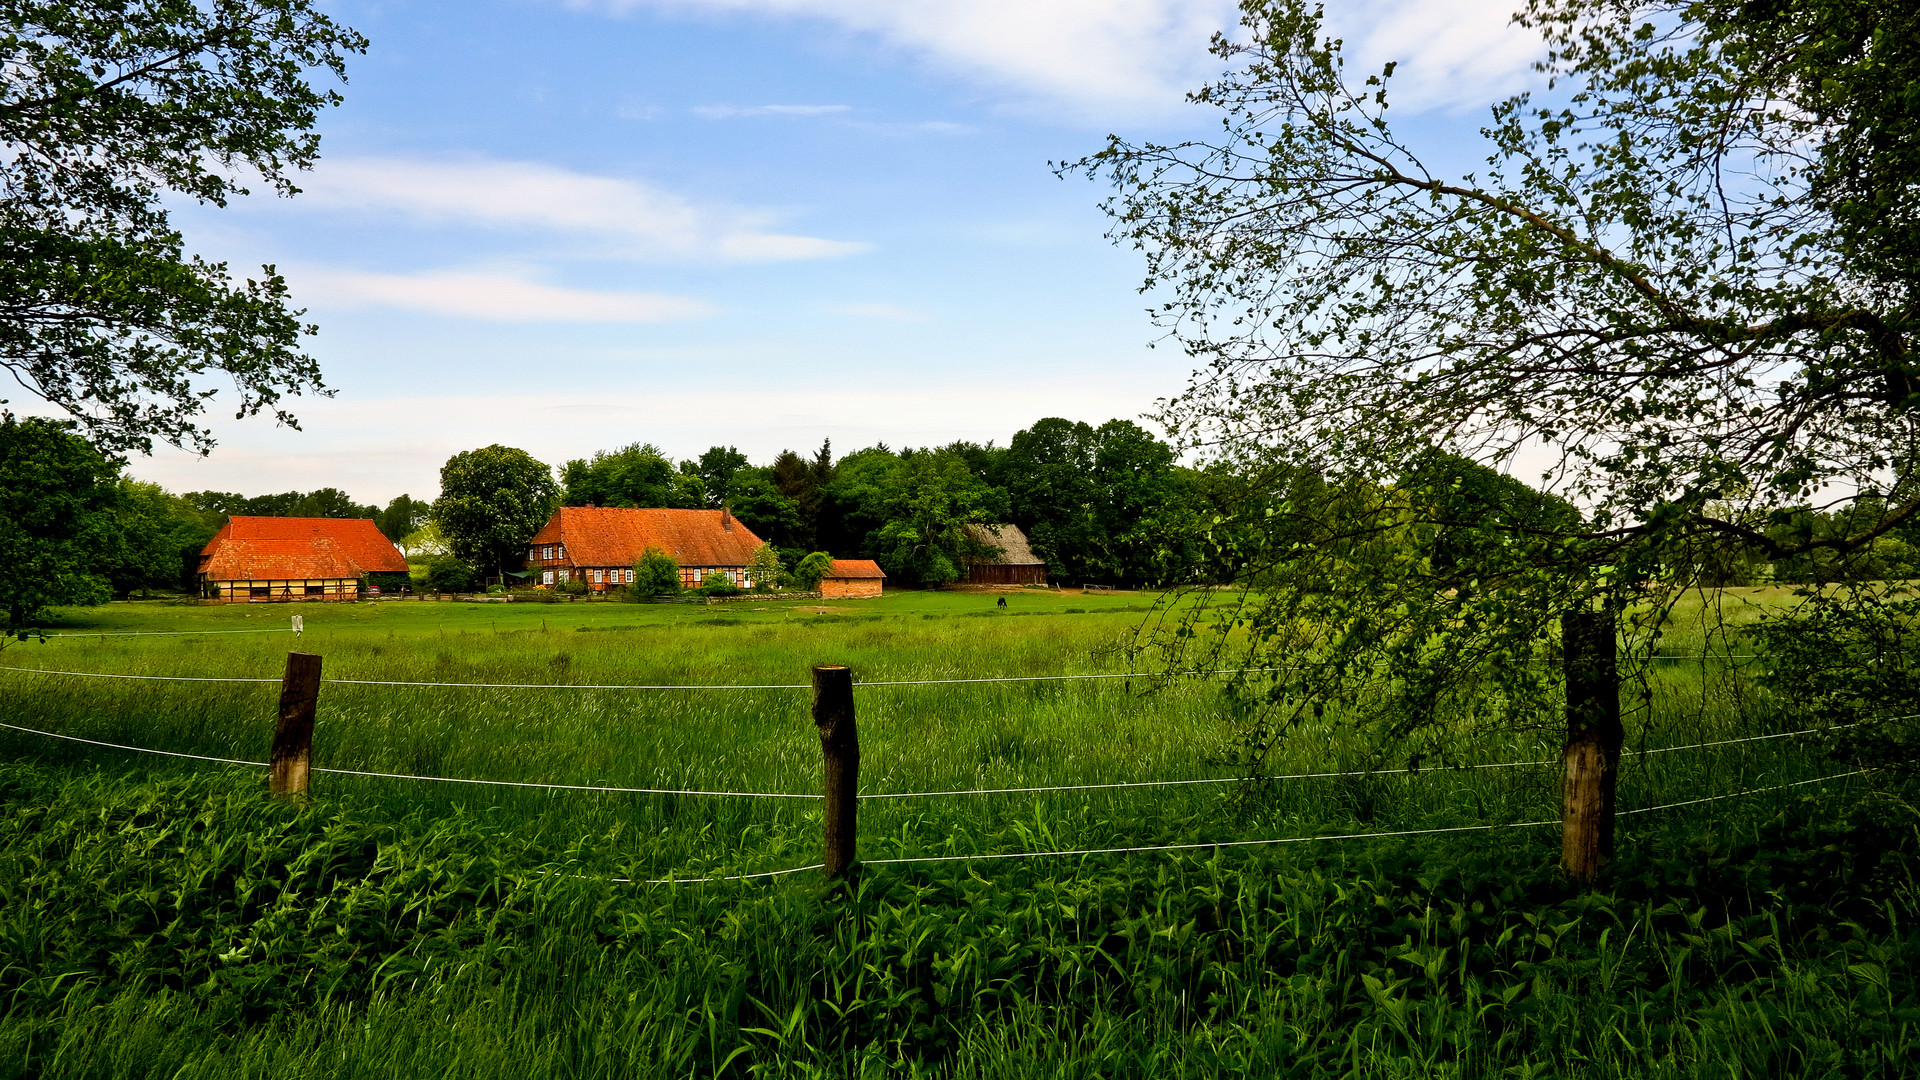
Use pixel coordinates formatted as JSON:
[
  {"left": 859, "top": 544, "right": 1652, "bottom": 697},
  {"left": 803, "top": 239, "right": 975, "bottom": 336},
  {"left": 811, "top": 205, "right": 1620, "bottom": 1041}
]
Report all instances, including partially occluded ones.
[
  {"left": 0, "top": 0, "right": 365, "bottom": 455},
  {"left": 0, "top": 415, "right": 120, "bottom": 632},
  {"left": 1071, "top": 0, "right": 1920, "bottom": 814},
  {"left": 433, "top": 446, "right": 558, "bottom": 581},
  {"left": 560, "top": 443, "right": 699, "bottom": 509}
]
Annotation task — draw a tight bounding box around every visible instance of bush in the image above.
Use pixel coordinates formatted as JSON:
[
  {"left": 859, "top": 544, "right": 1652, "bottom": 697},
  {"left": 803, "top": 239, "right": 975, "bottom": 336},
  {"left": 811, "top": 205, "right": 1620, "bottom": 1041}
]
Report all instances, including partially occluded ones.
[
  {"left": 792, "top": 551, "right": 834, "bottom": 590},
  {"left": 508, "top": 588, "right": 560, "bottom": 603},
  {"left": 422, "top": 556, "right": 476, "bottom": 594},
  {"left": 633, "top": 546, "right": 681, "bottom": 596},
  {"left": 696, "top": 570, "right": 745, "bottom": 597},
  {"left": 559, "top": 576, "right": 588, "bottom": 596}
]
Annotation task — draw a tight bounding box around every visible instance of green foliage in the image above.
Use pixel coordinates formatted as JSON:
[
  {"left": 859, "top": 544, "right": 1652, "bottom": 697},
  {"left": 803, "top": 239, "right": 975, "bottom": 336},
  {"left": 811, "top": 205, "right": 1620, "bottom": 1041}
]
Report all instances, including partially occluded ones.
[
  {"left": 0, "top": 757, "right": 1912, "bottom": 1077},
  {"left": 685, "top": 445, "right": 750, "bottom": 508},
  {"left": 419, "top": 556, "right": 474, "bottom": 595},
  {"left": 0, "top": 0, "right": 366, "bottom": 454},
  {"left": 102, "top": 480, "right": 220, "bottom": 597},
  {"left": 791, "top": 551, "right": 834, "bottom": 590},
  {"left": 632, "top": 546, "right": 681, "bottom": 596},
  {"left": 1003, "top": 418, "right": 1193, "bottom": 586},
  {"left": 747, "top": 543, "right": 783, "bottom": 591},
  {"left": 695, "top": 570, "right": 745, "bottom": 597},
  {"left": 560, "top": 443, "right": 699, "bottom": 509},
  {"left": 376, "top": 495, "right": 428, "bottom": 542},
  {"left": 434, "top": 446, "right": 558, "bottom": 578},
  {"left": 1754, "top": 584, "right": 1920, "bottom": 777},
  {"left": 0, "top": 415, "right": 120, "bottom": 630},
  {"left": 871, "top": 452, "right": 1009, "bottom": 587}
]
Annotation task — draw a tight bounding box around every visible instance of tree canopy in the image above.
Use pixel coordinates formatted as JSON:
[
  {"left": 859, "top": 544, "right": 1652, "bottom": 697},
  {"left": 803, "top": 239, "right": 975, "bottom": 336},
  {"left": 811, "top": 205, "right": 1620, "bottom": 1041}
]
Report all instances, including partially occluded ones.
[
  {"left": 434, "top": 446, "right": 558, "bottom": 580},
  {"left": 0, "top": 415, "right": 120, "bottom": 631},
  {"left": 1067, "top": 0, "right": 1920, "bottom": 767},
  {"left": 0, "top": 0, "right": 366, "bottom": 455}
]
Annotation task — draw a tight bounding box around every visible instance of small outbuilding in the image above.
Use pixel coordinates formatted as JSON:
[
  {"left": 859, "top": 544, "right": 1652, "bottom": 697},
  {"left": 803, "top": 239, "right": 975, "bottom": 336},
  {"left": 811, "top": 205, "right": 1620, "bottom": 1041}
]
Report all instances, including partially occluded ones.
[
  {"left": 962, "top": 523, "right": 1047, "bottom": 585},
  {"left": 199, "top": 517, "right": 409, "bottom": 602},
  {"left": 821, "top": 559, "right": 886, "bottom": 598}
]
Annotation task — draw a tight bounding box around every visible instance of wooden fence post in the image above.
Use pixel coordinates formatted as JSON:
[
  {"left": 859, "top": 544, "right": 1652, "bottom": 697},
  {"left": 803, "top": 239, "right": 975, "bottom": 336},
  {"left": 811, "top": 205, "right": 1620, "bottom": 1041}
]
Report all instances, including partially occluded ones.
[
  {"left": 812, "top": 665, "right": 858, "bottom": 879},
  {"left": 272, "top": 652, "right": 322, "bottom": 801},
  {"left": 1561, "top": 611, "right": 1622, "bottom": 884}
]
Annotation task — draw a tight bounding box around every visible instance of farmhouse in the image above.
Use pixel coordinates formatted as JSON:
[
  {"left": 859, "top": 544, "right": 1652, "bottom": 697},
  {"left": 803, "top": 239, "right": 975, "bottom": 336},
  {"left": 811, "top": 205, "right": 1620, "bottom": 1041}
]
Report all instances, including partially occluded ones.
[
  {"left": 821, "top": 559, "right": 886, "bottom": 598},
  {"left": 527, "top": 506, "right": 766, "bottom": 592},
  {"left": 961, "top": 523, "right": 1047, "bottom": 585},
  {"left": 198, "top": 517, "right": 409, "bottom": 602}
]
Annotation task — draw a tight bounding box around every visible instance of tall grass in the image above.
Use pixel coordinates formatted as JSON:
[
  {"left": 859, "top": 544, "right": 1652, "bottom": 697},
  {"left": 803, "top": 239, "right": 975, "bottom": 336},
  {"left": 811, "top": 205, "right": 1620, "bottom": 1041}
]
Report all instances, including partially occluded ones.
[{"left": 0, "top": 591, "right": 1913, "bottom": 1077}]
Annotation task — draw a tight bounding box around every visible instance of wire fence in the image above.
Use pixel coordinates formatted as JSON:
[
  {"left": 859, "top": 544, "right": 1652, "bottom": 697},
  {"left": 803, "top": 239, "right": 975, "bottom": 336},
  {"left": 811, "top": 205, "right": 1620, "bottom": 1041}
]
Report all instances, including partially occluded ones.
[{"left": 0, "top": 657, "right": 1893, "bottom": 886}]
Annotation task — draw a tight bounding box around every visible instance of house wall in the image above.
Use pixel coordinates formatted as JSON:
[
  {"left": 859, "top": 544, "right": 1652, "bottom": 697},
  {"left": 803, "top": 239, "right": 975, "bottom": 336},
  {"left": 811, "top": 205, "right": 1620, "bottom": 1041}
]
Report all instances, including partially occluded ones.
[
  {"left": 204, "top": 578, "right": 358, "bottom": 602},
  {"left": 965, "top": 564, "right": 1047, "bottom": 585},
  {"left": 820, "top": 578, "right": 882, "bottom": 599}
]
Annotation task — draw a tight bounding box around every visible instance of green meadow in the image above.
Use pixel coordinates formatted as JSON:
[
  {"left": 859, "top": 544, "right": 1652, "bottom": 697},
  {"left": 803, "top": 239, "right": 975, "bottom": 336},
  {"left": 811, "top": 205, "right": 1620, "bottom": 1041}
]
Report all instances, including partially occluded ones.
[{"left": 0, "top": 589, "right": 1912, "bottom": 1078}]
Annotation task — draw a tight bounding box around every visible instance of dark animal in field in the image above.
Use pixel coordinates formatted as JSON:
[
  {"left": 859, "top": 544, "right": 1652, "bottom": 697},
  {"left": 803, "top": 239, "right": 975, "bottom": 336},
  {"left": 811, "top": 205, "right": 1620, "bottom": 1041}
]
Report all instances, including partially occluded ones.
[{"left": 997, "top": 597, "right": 1007, "bottom": 608}]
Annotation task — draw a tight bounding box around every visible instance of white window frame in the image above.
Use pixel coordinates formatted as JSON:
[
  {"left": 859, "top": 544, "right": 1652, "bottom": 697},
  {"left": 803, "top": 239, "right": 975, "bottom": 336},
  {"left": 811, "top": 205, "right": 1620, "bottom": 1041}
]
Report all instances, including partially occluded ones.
[
  {"left": 592, "top": 569, "right": 604, "bottom": 584},
  {"left": 542, "top": 570, "right": 554, "bottom": 585}
]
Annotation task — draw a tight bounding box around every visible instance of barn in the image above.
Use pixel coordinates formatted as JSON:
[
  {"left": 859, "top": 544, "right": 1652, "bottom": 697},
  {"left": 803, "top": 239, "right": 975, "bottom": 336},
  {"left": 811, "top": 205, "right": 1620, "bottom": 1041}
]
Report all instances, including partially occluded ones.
[
  {"left": 821, "top": 559, "right": 886, "bottom": 598},
  {"left": 962, "top": 523, "right": 1048, "bottom": 585},
  {"left": 527, "top": 507, "right": 766, "bottom": 592},
  {"left": 198, "top": 517, "right": 409, "bottom": 602}
]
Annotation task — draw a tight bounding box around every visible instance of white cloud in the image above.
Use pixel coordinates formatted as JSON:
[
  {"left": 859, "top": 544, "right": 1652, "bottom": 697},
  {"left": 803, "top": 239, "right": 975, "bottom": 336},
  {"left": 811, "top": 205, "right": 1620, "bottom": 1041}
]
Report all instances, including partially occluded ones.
[
  {"left": 692, "top": 103, "right": 852, "bottom": 118},
  {"left": 290, "top": 155, "right": 871, "bottom": 262},
  {"left": 128, "top": 375, "right": 1169, "bottom": 503},
  {"left": 290, "top": 267, "right": 716, "bottom": 323},
  {"left": 1327, "top": 0, "right": 1546, "bottom": 112},
  {"left": 571, "top": 0, "right": 1543, "bottom": 117},
  {"left": 824, "top": 301, "right": 927, "bottom": 321}
]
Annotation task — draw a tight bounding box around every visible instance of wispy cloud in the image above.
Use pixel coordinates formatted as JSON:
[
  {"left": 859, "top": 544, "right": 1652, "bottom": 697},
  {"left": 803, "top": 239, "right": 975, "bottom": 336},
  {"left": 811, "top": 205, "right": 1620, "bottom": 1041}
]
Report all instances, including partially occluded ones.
[
  {"left": 570, "top": 0, "right": 1544, "bottom": 117},
  {"left": 692, "top": 103, "right": 851, "bottom": 118},
  {"left": 290, "top": 267, "right": 716, "bottom": 323},
  {"left": 289, "top": 155, "right": 871, "bottom": 262},
  {"left": 824, "top": 301, "right": 927, "bottom": 322}
]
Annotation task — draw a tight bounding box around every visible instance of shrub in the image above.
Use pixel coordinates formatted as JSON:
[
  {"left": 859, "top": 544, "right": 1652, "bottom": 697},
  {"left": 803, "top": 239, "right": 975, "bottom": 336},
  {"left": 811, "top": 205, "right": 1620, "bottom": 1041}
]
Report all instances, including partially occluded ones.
[
  {"left": 560, "top": 576, "right": 588, "bottom": 596},
  {"left": 633, "top": 546, "right": 681, "bottom": 596},
  {"left": 508, "top": 588, "right": 560, "bottom": 603},
  {"left": 792, "top": 551, "right": 834, "bottom": 590},
  {"left": 696, "top": 570, "right": 745, "bottom": 597},
  {"left": 422, "top": 556, "right": 476, "bottom": 594}
]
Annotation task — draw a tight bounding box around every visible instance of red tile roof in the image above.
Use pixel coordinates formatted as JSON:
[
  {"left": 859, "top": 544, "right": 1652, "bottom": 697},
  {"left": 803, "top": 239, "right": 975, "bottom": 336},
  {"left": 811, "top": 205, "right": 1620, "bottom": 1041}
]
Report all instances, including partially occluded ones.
[
  {"left": 827, "top": 559, "right": 886, "bottom": 579},
  {"left": 199, "top": 517, "right": 408, "bottom": 580},
  {"left": 530, "top": 507, "right": 765, "bottom": 567}
]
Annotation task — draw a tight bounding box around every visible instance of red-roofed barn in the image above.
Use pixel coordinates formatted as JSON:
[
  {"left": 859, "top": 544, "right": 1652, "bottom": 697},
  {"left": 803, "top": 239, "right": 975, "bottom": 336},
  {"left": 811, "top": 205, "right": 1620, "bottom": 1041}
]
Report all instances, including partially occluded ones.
[
  {"left": 527, "top": 507, "right": 766, "bottom": 592},
  {"left": 820, "top": 559, "right": 886, "bottom": 599},
  {"left": 199, "top": 517, "right": 409, "bottom": 602}
]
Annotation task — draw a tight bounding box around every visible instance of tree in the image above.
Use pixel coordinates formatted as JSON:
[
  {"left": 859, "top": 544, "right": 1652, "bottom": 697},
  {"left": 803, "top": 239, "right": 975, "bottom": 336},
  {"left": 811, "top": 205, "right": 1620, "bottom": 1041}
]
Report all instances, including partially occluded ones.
[
  {"left": 0, "top": 1, "right": 366, "bottom": 455},
  {"left": 560, "top": 443, "right": 699, "bottom": 509},
  {"left": 1076, "top": 0, "right": 1920, "bottom": 576},
  {"left": 1002, "top": 418, "right": 1191, "bottom": 585},
  {"left": 288, "top": 487, "right": 376, "bottom": 519},
  {"left": 748, "top": 543, "right": 784, "bottom": 591},
  {"left": 377, "top": 495, "right": 428, "bottom": 543},
  {"left": 792, "top": 551, "right": 834, "bottom": 591},
  {"left": 1071, "top": 0, "right": 1920, "bottom": 874},
  {"left": 686, "top": 445, "right": 751, "bottom": 508},
  {"left": 0, "top": 415, "right": 119, "bottom": 633},
  {"left": 633, "top": 546, "right": 681, "bottom": 596},
  {"left": 433, "top": 446, "right": 557, "bottom": 581},
  {"left": 769, "top": 440, "right": 835, "bottom": 549},
  {"left": 103, "top": 480, "right": 220, "bottom": 597},
  {"left": 870, "top": 452, "right": 1008, "bottom": 587}
]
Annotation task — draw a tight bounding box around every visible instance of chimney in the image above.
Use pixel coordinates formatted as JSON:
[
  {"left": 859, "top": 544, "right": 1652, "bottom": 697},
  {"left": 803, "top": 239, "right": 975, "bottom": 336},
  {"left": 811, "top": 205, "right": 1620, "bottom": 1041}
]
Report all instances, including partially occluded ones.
[{"left": 721, "top": 506, "right": 733, "bottom": 531}]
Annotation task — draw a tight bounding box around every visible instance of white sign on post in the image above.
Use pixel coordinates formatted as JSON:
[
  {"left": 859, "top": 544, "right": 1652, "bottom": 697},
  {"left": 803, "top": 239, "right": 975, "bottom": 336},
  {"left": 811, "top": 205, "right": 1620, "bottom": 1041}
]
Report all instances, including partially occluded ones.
[{"left": 291, "top": 615, "right": 303, "bottom": 637}]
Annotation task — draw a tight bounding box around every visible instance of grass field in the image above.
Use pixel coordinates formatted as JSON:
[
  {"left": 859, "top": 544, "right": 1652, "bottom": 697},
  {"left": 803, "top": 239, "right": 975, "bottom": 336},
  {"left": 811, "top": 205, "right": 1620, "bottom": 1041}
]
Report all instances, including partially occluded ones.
[{"left": 0, "top": 588, "right": 1913, "bottom": 1078}]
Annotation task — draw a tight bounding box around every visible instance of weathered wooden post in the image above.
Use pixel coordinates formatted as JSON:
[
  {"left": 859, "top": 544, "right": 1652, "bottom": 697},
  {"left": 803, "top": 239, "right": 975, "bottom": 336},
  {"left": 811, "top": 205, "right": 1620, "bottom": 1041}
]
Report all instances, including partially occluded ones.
[
  {"left": 812, "top": 665, "right": 858, "bottom": 879},
  {"left": 1561, "top": 611, "right": 1622, "bottom": 884},
  {"left": 272, "top": 652, "right": 322, "bottom": 801}
]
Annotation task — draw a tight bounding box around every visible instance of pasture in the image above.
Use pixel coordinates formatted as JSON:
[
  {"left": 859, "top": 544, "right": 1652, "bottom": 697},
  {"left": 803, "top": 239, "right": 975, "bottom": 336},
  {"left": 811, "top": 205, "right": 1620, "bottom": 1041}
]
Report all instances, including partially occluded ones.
[{"left": 0, "top": 588, "right": 1912, "bottom": 1078}]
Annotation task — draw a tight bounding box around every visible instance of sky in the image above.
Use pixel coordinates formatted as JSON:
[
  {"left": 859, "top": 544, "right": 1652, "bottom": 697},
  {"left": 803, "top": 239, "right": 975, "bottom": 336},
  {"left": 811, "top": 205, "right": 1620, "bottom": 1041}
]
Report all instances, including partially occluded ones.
[{"left": 124, "top": 0, "right": 1552, "bottom": 504}]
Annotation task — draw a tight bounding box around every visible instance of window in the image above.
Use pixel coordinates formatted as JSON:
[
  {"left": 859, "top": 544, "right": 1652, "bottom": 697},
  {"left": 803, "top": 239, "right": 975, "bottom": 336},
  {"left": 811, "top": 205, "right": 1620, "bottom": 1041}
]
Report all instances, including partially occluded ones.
[
  {"left": 592, "top": 570, "right": 604, "bottom": 584},
  {"left": 543, "top": 545, "right": 554, "bottom": 560},
  {"left": 557, "top": 545, "right": 566, "bottom": 559},
  {"left": 250, "top": 586, "right": 270, "bottom": 597},
  {"left": 542, "top": 570, "right": 554, "bottom": 586},
  {"left": 558, "top": 570, "right": 570, "bottom": 583},
  {"left": 305, "top": 585, "right": 323, "bottom": 596},
  {"left": 624, "top": 569, "right": 634, "bottom": 583}
]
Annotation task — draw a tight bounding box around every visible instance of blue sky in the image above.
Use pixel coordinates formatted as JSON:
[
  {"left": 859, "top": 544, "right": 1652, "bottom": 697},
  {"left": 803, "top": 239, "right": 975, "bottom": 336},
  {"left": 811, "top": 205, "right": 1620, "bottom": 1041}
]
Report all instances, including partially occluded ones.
[{"left": 135, "top": 0, "right": 1550, "bottom": 503}]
